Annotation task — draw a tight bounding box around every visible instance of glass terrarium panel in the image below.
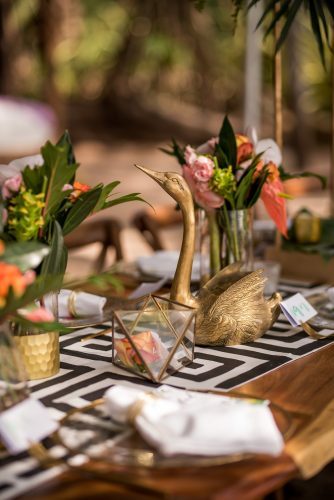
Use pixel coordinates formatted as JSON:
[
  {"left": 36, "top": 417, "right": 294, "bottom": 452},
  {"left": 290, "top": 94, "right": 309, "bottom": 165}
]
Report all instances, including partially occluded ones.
[
  {"left": 112, "top": 295, "right": 196, "bottom": 382},
  {"left": 114, "top": 310, "right": 171, "bottom": 380}
]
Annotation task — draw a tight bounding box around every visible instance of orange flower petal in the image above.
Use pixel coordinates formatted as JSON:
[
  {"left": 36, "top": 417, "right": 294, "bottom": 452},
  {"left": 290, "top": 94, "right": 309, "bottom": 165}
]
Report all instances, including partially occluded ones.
[{"left": 261, "top": 179, "right": 288, "bottom": 237}]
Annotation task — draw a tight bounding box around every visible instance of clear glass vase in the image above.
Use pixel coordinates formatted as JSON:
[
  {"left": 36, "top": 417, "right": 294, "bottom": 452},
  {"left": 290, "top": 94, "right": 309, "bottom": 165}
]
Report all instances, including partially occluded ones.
[
  {"left": 198, "top": 208, "right": 254, "bottom": 283},
  {"left": 220, "top": 208, "right": 254, "bottom": 270}
]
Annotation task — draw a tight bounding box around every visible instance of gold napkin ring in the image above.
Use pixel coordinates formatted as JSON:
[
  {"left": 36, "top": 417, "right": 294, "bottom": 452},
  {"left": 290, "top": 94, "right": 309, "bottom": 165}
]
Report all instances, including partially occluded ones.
[
  {"left": 68, "top": 291, "right": 78, "bottom": 318},
  {"left": 127, "top": 392, "right": 159, "bottom": 425}
]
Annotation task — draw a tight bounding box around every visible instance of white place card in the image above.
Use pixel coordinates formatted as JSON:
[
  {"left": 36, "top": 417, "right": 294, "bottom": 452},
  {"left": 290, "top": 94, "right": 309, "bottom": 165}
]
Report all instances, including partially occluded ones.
[
  {"left": 280, "top": 293, "right": 317, "bottom": 327},
  {"left": 0, "top": 397, "right": 59, "bottom": 454},
  {"left": 127, "top": 276, "right": 169, "bottom": 300}
]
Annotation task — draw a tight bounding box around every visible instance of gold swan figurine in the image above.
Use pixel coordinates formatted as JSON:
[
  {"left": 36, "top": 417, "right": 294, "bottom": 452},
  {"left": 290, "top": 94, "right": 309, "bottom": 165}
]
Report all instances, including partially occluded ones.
[{"left": 136, "top": 165, "right": 282, "bottom": 346}]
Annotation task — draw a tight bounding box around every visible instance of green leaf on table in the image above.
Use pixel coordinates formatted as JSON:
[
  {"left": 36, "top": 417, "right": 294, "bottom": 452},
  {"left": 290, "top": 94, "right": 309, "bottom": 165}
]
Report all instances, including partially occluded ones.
[
  {"left": 282, "top": 217, "right": 334, "bottom": 261},
  {"left": 218, "top": 116, "right": 237, "bottom": 171},
  {"left": 278, "top": 166, "right": 327, "bottom": 189},
  {"left": 0, "top": 241, "right": 49, "bottom": 272},
  {"left": 62, "top": 187, "right": 102, "bottom": 236},
  {"left": 40, "top": 221, "right": 66, "bottom": 277}
]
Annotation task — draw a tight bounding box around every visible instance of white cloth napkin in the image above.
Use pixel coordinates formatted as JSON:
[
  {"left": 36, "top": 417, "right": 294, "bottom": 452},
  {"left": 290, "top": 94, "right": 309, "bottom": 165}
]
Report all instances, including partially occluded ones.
[
  {"left": 104, "top": 384, "right": 284, "bottom": 457},
  {"left": 45, "top": 289, "right": 107, "bottom": 318},
  {"left": 137, "top": 251, "right": 206, "bottom": 281}
]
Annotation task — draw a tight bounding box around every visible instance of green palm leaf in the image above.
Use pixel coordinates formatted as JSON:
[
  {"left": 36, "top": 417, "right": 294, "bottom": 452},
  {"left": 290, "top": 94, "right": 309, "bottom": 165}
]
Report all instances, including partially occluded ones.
[{"left": 232, "top": 0, "right": 334, "bottom": 64}]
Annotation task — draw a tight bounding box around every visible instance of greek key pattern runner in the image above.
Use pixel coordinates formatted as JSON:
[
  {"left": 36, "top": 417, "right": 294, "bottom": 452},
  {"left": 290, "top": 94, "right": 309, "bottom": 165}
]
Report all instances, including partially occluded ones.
[{"left": 0, "top": 280, "right": 332, "bottom": 499}]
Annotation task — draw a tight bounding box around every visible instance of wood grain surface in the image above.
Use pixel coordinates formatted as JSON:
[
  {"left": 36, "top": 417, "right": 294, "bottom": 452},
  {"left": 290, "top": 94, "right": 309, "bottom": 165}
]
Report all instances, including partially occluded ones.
[{"left": 15, "top": 340, "right": 334, "bottom": 500}]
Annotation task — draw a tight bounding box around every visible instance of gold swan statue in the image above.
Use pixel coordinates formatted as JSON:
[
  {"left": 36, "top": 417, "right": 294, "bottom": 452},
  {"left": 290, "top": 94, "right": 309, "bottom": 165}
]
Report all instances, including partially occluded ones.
[{"left": 136, "top": 165, "right": 282, "bottom": 346}]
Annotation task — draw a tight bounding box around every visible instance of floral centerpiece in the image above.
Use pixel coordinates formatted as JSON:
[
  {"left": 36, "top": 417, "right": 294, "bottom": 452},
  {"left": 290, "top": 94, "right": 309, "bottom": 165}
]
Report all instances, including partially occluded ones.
[
  {"left": 0, "top": 131, "right": 143, "bottom": 379},
  {"left": 0, "top": 131, "right": 143, "bottom": 279},
  {"left": 164, "top": 116, "right": 326, "bottom": 276}
]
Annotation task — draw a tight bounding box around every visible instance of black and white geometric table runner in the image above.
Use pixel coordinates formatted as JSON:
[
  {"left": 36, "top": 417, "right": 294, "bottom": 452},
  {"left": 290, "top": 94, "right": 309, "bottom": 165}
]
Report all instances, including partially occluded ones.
[{"left": 0, "top": 279, "right": 332, "bottom": 499}]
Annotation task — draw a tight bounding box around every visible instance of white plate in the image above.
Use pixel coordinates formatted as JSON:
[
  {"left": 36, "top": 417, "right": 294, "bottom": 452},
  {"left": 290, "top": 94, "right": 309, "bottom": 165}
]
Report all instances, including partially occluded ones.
[{"left": 136, "top": 250, "right": 204, "bottom": 282}]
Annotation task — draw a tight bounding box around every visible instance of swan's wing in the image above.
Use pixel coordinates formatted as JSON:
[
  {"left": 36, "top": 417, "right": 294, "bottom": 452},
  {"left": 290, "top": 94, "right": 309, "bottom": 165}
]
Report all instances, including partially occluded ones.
[
  {"left": 198, "top": 263, "right": 248, "bottom": 299},
  {"left": 205, "top": 269, "right": 269, "bottom": 343}
]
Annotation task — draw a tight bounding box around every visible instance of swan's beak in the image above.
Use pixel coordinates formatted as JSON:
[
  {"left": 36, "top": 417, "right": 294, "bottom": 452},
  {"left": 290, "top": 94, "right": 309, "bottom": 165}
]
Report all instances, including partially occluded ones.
[{"left": 135, "top": 164, "right": 165, "bottom": 186}]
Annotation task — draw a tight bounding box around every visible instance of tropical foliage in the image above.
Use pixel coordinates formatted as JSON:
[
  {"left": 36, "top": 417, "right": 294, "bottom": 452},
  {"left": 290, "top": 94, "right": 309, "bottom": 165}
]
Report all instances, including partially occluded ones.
[
  {"left": 0, "top": 132, "right": 144, "bottom": 278},
  {"left": 232, "top": 0, "right": 334, "bottom": 64}
]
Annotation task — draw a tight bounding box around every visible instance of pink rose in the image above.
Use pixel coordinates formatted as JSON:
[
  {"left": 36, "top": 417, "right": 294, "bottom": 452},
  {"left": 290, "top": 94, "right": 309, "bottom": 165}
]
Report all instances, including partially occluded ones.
[
  {"left": 192, "top": 156, "right": 214, "bottom": 182},
  {"left": 195, "top": 188, "right": 225, "bottom": 210},
  {"left": 23, "top": 306, "right": 55, "bottom": 322},
  {"left": 196, "top": 137, "right": 218, "bottom": 155},
  {"left": 184, "top": 145, "right": 197, "bottom": 166},
  {"left": 183, "top": 166, "right": 224, "bottom": 211},
  {"left": 2, "top": 173, "right": 22, "bottom": 199},
  {"left": 2, "top": 208, "right": 8, "bottom": 225}
]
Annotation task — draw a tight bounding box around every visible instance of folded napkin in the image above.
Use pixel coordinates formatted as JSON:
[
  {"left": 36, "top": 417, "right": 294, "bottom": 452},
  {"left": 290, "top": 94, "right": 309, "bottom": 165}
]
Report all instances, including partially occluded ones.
[
  {"left": 137, "top": 251, "right": 206, "bottom": 281},
  {"left": 45, "top": 289, "right": 107, "bottom": 318},
  {"left": 104, "top": 384, "right": 284, "bottom": 457}
]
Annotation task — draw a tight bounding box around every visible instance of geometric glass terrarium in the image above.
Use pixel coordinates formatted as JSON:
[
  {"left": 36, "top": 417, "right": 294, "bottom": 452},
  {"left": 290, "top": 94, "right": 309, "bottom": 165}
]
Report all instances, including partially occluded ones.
[{"left": 112, "top": 295, "right": 195, "bottom": 383}]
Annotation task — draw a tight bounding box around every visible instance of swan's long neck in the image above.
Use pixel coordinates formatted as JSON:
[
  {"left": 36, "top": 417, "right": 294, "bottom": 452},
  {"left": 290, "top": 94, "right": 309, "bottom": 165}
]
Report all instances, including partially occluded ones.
[{"left": 170, "top": 197, "right": 198, "bottom": 308}]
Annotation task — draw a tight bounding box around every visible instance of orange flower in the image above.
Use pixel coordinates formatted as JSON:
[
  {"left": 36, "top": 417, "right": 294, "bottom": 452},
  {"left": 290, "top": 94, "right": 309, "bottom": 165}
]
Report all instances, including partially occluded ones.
[
  {"left": 115, "top": 330, "right": 165, "bottom": 369},
  {"left": 69, "top": 181, "right": 91, "bottom": 202},
  {"left": 256, "top": 161, "right": 288, "bottom": 237},
  {"left": 236, "top": 134, "right": 254, "bottom": 164},
  {"left": 0, "top": 262, "right": 31, "bottom": 307},
  {"left": 0, "top": 240, "right": 5, "bottom": 256},
  {"left": 73, "top": 181, "right": 90, "bottom": 193}
]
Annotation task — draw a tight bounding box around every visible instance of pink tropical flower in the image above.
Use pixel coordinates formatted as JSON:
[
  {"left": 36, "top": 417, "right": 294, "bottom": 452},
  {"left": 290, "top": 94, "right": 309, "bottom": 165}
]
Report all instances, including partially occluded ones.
[
  {"left": 256, "top": 161, "right": 288, "bottom": 237},
  {"left": 2, "top": 174, "right": 22, "bottom": 199},
  {"left": 184, "top": 145, "right": 197, "bottom": 165},
  {"left": 22, "top": 306, "right": 55, "bottom": 322},
  {"left": 62, "top": 183, "right": 73, "bottom": 192}
]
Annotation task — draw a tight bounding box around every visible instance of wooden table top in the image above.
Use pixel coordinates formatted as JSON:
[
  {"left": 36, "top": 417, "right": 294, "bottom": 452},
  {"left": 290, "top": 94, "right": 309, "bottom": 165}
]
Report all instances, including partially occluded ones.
[{"left": 16, "top": 336, "right": 334, "bottom": 500}]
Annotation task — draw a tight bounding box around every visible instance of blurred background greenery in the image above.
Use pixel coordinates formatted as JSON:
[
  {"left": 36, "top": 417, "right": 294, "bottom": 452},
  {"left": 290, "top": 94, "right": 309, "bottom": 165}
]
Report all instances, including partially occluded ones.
[
  {"left": 0, "top": 0, "right": 332, "bottom": 271},
  {"left": 0, "top": 0, "right": 331, "bottom": 153}
]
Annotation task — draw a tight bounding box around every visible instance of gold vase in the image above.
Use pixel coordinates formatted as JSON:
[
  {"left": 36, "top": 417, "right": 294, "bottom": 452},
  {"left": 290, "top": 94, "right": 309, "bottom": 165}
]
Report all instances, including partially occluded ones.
[{"left": 14, "top": 331, "right": 60, "bottom": 380}]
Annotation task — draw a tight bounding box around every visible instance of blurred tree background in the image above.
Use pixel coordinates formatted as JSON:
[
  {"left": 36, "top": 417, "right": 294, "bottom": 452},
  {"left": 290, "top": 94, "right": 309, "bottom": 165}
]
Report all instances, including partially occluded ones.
[{"left": 0, "top": 0, "right": 332, "bottom": 168}]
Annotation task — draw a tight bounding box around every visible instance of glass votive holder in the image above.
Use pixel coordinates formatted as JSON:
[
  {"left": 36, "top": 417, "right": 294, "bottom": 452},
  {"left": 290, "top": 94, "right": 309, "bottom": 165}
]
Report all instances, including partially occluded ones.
[
  {"left": 253, "top": 260, "right": 281, "bottom": 296},
  {"left": 112, "top": 295, "right": 195, "bottom": 383}
]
